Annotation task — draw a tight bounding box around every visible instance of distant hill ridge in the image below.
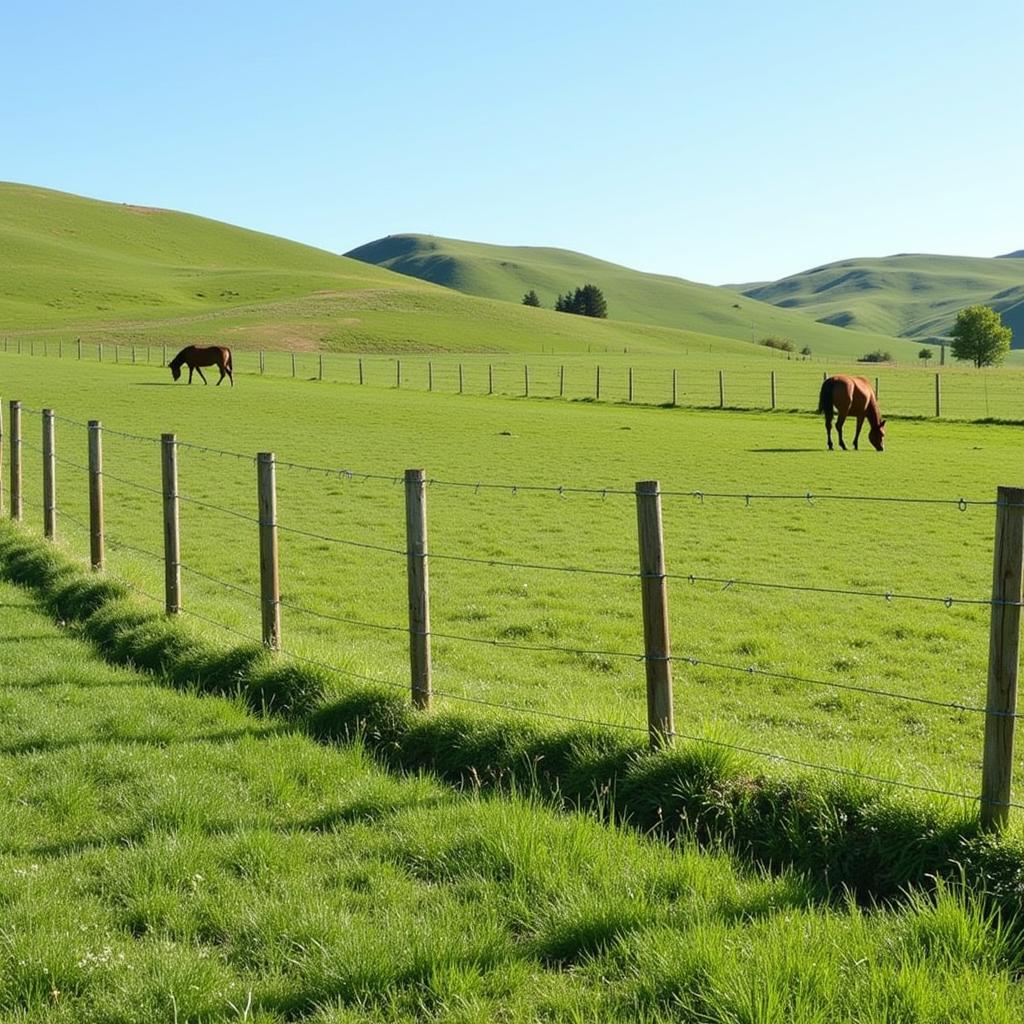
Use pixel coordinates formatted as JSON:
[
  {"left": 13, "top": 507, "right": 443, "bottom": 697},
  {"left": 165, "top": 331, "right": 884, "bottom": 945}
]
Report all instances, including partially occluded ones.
[
  {"left": 346, "top": 234, "right": 916, "bottom": 359},
  {"left": 741, "top": 253, "right": 1024, "bottom": 347}
]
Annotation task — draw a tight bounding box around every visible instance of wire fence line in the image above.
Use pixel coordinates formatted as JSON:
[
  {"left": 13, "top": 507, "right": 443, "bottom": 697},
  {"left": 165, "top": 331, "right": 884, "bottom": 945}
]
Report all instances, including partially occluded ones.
[
  {"left": 5, "top": 400, "right": 1024, "bottom": 826},
  {"left": 89, "top": 571, "right": 1024, "bottom": 812},
  {"left": 8, "top": 338, "right": 1024, "bottom": 423}
]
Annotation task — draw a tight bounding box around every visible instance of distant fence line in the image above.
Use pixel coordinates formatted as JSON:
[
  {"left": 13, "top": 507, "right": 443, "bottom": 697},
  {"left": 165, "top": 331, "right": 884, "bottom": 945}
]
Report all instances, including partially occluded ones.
[
  {"left": 3, "top": 337, "right": 1024, "bottom": 422},
  {"left": 3, "top": 398, "right": 1024, "bottom": 829}
]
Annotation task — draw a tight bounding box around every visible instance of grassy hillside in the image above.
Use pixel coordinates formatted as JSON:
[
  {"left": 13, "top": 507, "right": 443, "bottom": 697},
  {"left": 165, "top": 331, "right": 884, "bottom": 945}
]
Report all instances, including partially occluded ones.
[
  {"left": 345, "top": 233, "right": 920, "bottom": 360},
  {"left": 743, "top": 253, "right": 1024, "bottom": 345},
  {"left": 0, "top": 183, "right": 839, "bottom": 358}
]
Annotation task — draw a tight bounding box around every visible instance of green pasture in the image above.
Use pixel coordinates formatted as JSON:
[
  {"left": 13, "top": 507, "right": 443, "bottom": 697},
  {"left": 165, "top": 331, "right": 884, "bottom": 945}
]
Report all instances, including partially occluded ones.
[
  {"left": 345, "top": 233, "right": 918, "bottom": 359},
  {"left": 4, "top": 353, "right": 1024, "bottom": 824},
  {"left": 3, "top": 582, "right": 1024, "bottom": 1022}
]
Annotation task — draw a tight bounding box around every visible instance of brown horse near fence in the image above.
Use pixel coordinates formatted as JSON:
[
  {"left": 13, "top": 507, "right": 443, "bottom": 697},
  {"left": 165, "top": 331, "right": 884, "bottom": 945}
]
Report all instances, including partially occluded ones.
[
  {"left": 169, "top": 345, "right": 233, "bottom": 386},
  {"left": 817, "top": 375, "right": 885, "bottom": 451}
]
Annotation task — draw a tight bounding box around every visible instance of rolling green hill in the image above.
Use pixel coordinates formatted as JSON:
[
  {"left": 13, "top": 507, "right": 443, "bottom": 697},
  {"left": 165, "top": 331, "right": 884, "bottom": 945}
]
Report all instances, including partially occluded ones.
[
  {"left": 345, "top": 233, "right": 920, "bottom": 360},
  {"left": 742, "top": 253, "right": 1024, "bottom": 346},
  {"left": 0, "top": 183, "right": 837, "bottom": 358}
]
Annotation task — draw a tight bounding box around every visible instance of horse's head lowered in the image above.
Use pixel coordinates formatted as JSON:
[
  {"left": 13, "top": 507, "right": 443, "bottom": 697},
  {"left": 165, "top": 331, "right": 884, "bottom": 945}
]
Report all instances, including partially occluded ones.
[
  {"left": 869, "top": 420, "right": 886, "bottom": 452},
  {"left": 169, "top": 354, "right": 183, "bottom": 381}
]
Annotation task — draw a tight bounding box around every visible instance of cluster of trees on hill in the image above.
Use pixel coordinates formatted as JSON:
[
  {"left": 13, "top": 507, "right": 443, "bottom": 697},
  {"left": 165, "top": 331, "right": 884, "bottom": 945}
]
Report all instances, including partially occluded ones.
[{"left": 522, "top": 284, "right": 607, "bottom": 318}]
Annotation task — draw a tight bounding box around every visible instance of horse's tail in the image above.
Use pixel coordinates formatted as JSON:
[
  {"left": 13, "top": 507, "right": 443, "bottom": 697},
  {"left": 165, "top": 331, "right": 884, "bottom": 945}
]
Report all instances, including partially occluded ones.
[
  {"left": 225, "top": 348, "right": 233, "bottom": 373},
  {"left": 817, "top": 377, "right": 833, "bottom": 415}
]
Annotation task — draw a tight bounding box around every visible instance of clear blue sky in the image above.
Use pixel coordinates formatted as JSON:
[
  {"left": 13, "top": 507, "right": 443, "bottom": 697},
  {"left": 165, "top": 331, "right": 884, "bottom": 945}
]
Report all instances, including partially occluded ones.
[{"left": 3, "top": 0, "right": 1021, "bottom": 283}]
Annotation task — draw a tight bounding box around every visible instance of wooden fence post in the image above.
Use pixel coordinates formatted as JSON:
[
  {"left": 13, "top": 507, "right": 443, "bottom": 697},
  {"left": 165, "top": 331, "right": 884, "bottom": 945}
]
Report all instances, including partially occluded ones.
[
  {"left": 291, "top": 351, "right": 296, "bottom": 378},
  {"left": 981, "top": 485, "right": 1024, "bottom": 830},
  {"left": 257, "top": 452, "right": 281, "bottom": 650},
  {"left": 461, "top": 363, "right": 465, "bottom": 395},
  {"left": 259, "top": 350, "right": 265, "bottom": 374},
  {"left": 358, "top": 357, "right": 363, "bottom": 385},
  {"left": 396, "top": 359, "right": 402, "bottom": 388},
  {"left": 405, "top": 468, "right": 432, "bottom": 710},
  {"left": 318, "top": 354, "right": 324, "bottom": 380},
  {"left": 636, "top": 480, "right": 674, "bottom": 749},
  {"left": 161, "top": 434, "right": 182, "bottom": 615},
  {"left": 88, "top": 421, "right": 104, "bottom": 571},
  {"left": 719, "top": 370, "right": 725, "bottom": 408},
  {"left": 559, "top": 365, "right": 565, "bottom": 398},
  {"left": 875, "top": 376, "right": 880, "bottom": 399},
  {"left": 59, "top": 338, "right": 63, "bottom": 358},
  {"left": 131, "top": 345, "right": 136, "bottom": 364},
  {"left": 524, "top": 364, "right": 529, "bottom": 397},
  {"left": 935, "top": 373, "right": 941, "bottom": 417},
  {"left": 672, "top": 369, "right": 677, "bottom": 407},
  {"left": 9, "top": 401, "right": 21, "bottom": 521},
  {"left": 98, "top": 344, "right": 102, "bottom": 362},
  {"left": 596, "top": 365, "right": 601, "bottom": 400},
  {"left": 42, "top": 409, "right": 56, "bottom": 540},
  {"left": 771, "top": 370, "right": 777, "bottom": 410},
  {"left": 114, "top": 345, "right": 119, "bottom": 364},
  {"left": 628, "top": 367, "right": 634, "bottom": 403},
  {"left": 428, "top": 361, "right": 433, "bottom": 391}
]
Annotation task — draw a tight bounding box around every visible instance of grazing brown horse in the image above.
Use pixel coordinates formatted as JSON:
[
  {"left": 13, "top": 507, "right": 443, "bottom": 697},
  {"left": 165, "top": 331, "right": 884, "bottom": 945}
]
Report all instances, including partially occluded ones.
[
  {"left": 169, "top": 345, "right": 233, "bottom": 386},
  {"left": 817, "top": 375, "right": 885, "bottom": 451}
]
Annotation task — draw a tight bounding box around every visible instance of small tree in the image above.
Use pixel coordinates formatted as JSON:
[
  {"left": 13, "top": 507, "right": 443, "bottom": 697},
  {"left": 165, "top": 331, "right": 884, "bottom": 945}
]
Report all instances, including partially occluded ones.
[
  {"left": 521, "top": 289, "right": 541, "bottom": 307},
  {"left": 950, "top": 305, "right": 1012, "bottom": 368},
  {"left": 918, "top": 347, "right": 933, "bottom": 363},
  {"left": 800, "top": 345, "right": 812, "bottom": 358}
]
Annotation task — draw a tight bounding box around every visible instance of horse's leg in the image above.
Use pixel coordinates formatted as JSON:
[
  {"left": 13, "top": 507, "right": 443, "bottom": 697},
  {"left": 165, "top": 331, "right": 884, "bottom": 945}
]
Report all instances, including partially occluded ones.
[
  {"left": 836, "top": 413, "right": 848, "bottom": 450},
  {"left": 853, "top": 415, "right": 865, "bottom": 450},
  {"left": 825, "top": 410, "right": 834, "bottom": 450},
  {"left": 196, "top": 366, "right": 208, "bottom": 385},
  {"left": 216, "top": 364, "right": 225, "bottom": 386},
  {"left": 187, "top": 366, "right": 194, "bottom": 384}
]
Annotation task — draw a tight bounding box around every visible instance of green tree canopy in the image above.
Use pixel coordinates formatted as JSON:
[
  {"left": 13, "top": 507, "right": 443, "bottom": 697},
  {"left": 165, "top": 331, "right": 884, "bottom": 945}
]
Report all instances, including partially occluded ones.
[
  {"left": 521, "top": 289, "right": 541, "bottom": 307},
  {"left": 950, "top": 305, "right": 1012, "bottom": 368},
  {"left": 918, "top": 347, "right": 933, "bottom": 362},
  {"left": 554, "top": 283, "right": 607, "bottom": 318}
]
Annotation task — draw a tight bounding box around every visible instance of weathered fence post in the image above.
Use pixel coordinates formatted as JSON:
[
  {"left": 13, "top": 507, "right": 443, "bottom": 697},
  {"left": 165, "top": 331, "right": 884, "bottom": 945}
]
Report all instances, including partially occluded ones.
[
  {"left": 524, "top": 364, "right": 529, "bottom": 398},
  {"left": 9, "top": 401, "right": 21, "bottom": 521},
  {"left": 672, "top": 369, "right": 677, "bottom": 407},
  {"left": 42, "top": 409, "right": 56, "bottom": 540},
  {"left": 291, "top": 351, "right": 296, "bottom": 378},
  {"left": 88, "top": 421, "right": 104, "bottom": 571},
  {"left": 636, "top": 480, "right": 674, "bottom": 749},
  {"left": 114, "top": 345, "right": 119, "bottom": 364},
  {"left": 875, "top": 376, "right": 880, "bottom": 399},
  {"left": 981, "top": 485, "right": 1024, "bottom": 830},
  {"left": 405, "top": 468, "right": 432, "bottom": 710},
  {"left": 719, "top": 370, "right": 725, "bottom": 408},
  {"left": 131, "top": 345, "right": 136, "bottom": 364},
  {"left": 318, "top": 354, "right": 324, "bottom": 381},
  {"left": 396, "top": 359, "right": 402, "bottom": 388},
  {"left": 358, "top": 357, "right": 363, "bottom": 385},
  {"left": 771, "top": 370, "right": 777, "bottom": 410},
  {"left": 935, "top": 373, "right": 941, "bottom": 418},
  {"left": 161, "top": 434, "right": 182, "bottom": 615},
  {"left": 596, "top": 365, "right": 601, "bottom": 400},
  {"left": 257, "top": 452, "right": 281, "bottom": 650},
  {"left": 428, "top": 361, "right": 433, "bottom": 391},
  {"left": 98, "top": 344, "right": 102, "bottom": 362},
  {"left": 486, "top": 363, "right": 490, "bottom": 395},
  {"left": 259, "top": 350, "right": 265, "bottom": 374},
  {"left": 559, "top": 365, "right": 565, "bottom": 398},
  {"left": 628, "top": 367, "right": 634, "bottom": 403}
]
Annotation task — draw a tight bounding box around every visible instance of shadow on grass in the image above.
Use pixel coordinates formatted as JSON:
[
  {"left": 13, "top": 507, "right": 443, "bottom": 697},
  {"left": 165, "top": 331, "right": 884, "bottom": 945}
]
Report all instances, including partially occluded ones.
[{"left": 0, "top": 522, "right": 1022, "bottom": 919}]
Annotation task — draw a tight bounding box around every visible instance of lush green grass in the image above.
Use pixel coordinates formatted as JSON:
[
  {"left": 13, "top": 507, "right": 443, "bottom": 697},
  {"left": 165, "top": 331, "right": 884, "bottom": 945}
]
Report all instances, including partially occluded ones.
[
  {"left": 3, "top": 352, "right": 1024, "bottom": 823},
  {"left": 743, "top": 253, "right": 1024, "bottom": 345},
  {"left": 346, "top": 233, "right": 923, "bottom": 360},
  {"left": 3, "top": 579, "right": 1024, "bottom": 1021}
]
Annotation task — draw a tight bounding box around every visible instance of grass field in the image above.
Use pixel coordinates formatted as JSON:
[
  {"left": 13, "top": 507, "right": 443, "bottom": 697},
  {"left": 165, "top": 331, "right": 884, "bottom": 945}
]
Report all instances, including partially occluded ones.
[
  {"left": 3, "top": 580, "right": 1024, "bottom": 1021},
  {"left": 3, "top": 351, "right": 1024, "bottom": 826}
]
